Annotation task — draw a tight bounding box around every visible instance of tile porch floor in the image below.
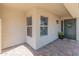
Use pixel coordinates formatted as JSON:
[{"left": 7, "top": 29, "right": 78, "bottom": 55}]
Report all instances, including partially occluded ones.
[{"left": 1, "top": 39, "right": 79, "bottom": 56}]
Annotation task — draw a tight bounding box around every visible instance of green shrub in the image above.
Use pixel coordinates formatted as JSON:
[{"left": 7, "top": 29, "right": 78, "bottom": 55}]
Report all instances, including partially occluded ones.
[{"left": 58, "top": 32, "right": 64, "bottom": 36}]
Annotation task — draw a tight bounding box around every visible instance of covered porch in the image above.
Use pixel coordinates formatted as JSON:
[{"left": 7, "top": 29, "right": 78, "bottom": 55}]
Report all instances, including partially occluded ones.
[{"left": 0, "top": 3, "right": 78, "bottom": 55}]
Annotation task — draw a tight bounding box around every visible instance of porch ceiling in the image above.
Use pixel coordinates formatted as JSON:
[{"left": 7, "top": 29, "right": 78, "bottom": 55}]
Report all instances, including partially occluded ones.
[
  {"left": 64, "top": 3, "right": 79, "bottom": 18},
  {"left": 0, "top": 3, "right": 72, "bottom": 17}
]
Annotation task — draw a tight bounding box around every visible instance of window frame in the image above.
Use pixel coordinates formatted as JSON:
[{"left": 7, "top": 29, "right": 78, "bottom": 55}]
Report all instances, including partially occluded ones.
[
  {"left": 27, "top": 16, "right": 32, "bottom": 37},
  {"left": 40, "top": 16, "right": 48, "bottom": 36}
]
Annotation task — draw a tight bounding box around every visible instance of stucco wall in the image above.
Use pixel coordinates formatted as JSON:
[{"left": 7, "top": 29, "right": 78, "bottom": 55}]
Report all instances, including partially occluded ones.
[
  {"left": 1, "top": 11, "right": 26, "bottom": 49},
  {"left": 25, "top": 9, "right": 38, "bottom": 49},
  {"left": 36, "top": 9, "right": 61, "bottom": 49},
  {"left": 25, "top": 9, "right": 61, "bottom": 49},
  {"left": 1, "top": 8, "right": 61, "bottom": 50},
  {"left": 0, "top": 18, "right": 1, "bottom": 53},
  {"left": 0, "top": 8, "right": 2, "bottom": 52}
]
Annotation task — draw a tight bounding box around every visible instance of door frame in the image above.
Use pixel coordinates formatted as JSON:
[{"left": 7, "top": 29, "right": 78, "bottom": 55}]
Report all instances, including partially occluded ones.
[{"left": 63, "top": 18, "right": 76, "bottom": 40}]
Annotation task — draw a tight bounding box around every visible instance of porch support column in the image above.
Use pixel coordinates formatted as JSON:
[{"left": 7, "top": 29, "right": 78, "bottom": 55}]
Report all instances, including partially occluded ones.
[
  {"left": 76, "top": 18, "right": 79, "bottom": 41},
  {"left": 0, "top": 18, "right": 1, "bottom": 53}
]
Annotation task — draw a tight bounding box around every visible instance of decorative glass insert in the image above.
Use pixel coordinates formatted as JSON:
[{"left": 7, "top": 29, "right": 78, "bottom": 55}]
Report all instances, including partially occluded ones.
[
  {"left": 27, "top": 17, "right": 32, "bottom": 25},
  {"left": 65, "top": 23, "right": 72, "bottom": 28},
  {"left": 40, "top": 16, "right": 48, "bottom": 36},
  {"left": 40, "top": 16, "right": 48, "bottom": 25},
  {"left": 27, "top": 16, "right": 32, "bottom": 37}
]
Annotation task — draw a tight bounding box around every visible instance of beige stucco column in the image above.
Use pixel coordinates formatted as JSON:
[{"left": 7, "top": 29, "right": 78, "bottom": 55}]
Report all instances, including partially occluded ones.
[
  {"left": 0, "top": 18, "right": 1, "bottom": 53},
  {"left": 26, "top": 8, "right": 38, "bottom": 50}
]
